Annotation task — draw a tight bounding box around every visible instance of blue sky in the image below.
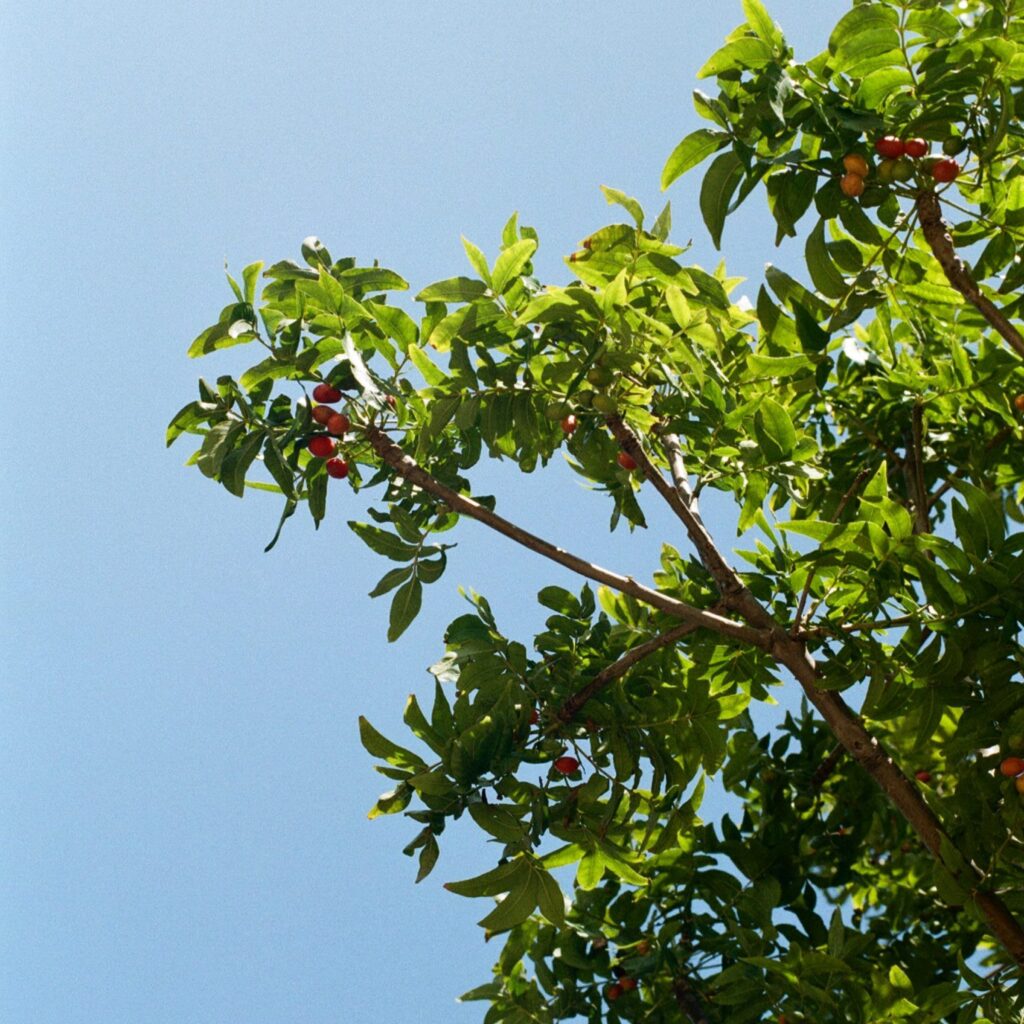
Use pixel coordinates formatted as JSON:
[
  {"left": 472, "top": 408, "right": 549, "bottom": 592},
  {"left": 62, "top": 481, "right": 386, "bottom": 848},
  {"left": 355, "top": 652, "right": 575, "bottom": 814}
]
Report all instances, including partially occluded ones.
[{"left": 2, "top": 2, "right": 848, "bottom": 1021}]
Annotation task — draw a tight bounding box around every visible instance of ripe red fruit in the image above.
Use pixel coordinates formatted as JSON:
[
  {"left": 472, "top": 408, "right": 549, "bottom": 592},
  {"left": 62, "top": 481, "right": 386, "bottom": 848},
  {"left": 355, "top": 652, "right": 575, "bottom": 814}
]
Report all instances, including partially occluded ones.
[
  {"left": 561, "top": 414, "right": 577, "bottom": 434},
  {"left": 553, "top": 755, "right": 580, "bottom": 775},
  {"left": 903, "top": 137, "right": 928, "bottom": 158},
  {"left": 620, "top": 976, "right": 638, "bottom": 992},
  {"left": 326, "top": 412, "right": 350, "bottom": 436},
  {"left": 999, "top": 756, "right": 1024, "bottom": 777},
  {"left": 915, "top": 770, "right": 932, "bottom": 784},
  {"left": 308, "top": 435, "right": 336, "bottom": 458},
  {"left": 932, "top": 157, "right": 960, "bottom": 182},
  {"left": 311, "top": 405, "right": 335, "bottom": 426},
  {"left": 875, "top": 135, "right": 905, "bottom": 159},
  {"left": 1014, "top": 395, "right": 1024, "bottom": 413},
  {"left": 606, "top": 984, "right": 624, "bottom": 1003},
  {"left": 617, "top": 451, "right": 638, "bottom": 471},
  {"left": 325, "top": 458, "right": 349, "bottom": 479},
  {"left": 312, "top": 383, "right": 342, "bottom": 404},
  {"left": 529, "top": 708, "right": 540, "bottom": 725},
  {"left": 386, "top": 394, "right": 397, "bottom": 409}
]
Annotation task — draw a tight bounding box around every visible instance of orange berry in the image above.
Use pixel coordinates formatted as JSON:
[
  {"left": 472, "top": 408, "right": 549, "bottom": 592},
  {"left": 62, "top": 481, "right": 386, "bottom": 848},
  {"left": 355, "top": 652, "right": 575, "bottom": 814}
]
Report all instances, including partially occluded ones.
[
  {"left": 840, "top": 173, "right": 865, "bottom": 198},
  {"left": 842, "top": 153, "right": 869, "bottom": 177},
  {"left": 1016, "top": 775, "right": 1024, "bottom": 795},
  {"left": 999, "top": 756, "right": 1024, "bottom": 777},
  {"left": 1013, "top": 394, "right": 1024, "bottom": 413}
]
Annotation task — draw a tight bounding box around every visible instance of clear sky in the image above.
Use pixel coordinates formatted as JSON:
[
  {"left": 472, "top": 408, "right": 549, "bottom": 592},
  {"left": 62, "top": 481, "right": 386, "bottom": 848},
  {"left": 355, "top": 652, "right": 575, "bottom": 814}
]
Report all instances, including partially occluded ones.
[{"left": 2, "top": 2, "right": 847, "bottom": 1021}]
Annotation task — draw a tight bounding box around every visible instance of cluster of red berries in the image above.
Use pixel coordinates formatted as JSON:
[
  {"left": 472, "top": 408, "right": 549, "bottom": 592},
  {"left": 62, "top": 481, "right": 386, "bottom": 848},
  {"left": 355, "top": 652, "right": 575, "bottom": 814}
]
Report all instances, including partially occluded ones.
[
  {"left": 308, "top": 382, "right": 350, "bottom": 479},
  {"left": 839, "top": 135, "right": 961, "bottom": 198},
  {"left": 605, "top": 975, "right": 638, "bottom": 1002}
]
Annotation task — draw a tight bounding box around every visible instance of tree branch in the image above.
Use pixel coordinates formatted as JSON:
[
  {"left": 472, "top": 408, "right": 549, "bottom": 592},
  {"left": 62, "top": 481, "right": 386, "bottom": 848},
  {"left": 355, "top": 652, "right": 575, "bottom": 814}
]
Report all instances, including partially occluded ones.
[
  {"left": 359, "top": 422, "right": 767, "bottom": 649},
  {"left": 558, "top": 621, "right": 702, "bottom": 723},
  {"left": 604, "top": 417, "right": 1024, "bottom": 969},
  {"left": 810, "top": 743, "right": 845, "bottom": 791},
  {"left": 928, "top": 426, "right": 1013, "bottom": 509},
  {"left": 672, "top": 975, "right": 711, "bottom": 1024},
  {"left": 916, "top": 190, "right": 1024, "bottom": 360}
]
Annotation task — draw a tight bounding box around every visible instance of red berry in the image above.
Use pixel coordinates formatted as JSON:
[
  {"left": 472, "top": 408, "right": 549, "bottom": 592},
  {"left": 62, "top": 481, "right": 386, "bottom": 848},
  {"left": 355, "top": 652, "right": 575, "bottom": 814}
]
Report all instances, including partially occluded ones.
[
  {"left": 903, "top": 137, "right": 928, "bottom": 158},
  {"left": 529, "top": 708, "right": 540, "bottom": 725},
  {"left": 915, "top": 770, "right": 932, "bottom": 784},
  {"left": 308, "top": 435, "right": 336, "bottom": 458},
  {"left": 999, "top": 756, "right": 1024, "bottom": 777},
  {"left": 619, "top": 976, "right": 637, "bottom": 992},
  {"left": 386, "top": 394, "right": 397, "bottom": 409},
  {"left": 311, "top": 405, "right": 334, "bottom": 425},
  {"left": 875, "top": 135, "right": 905, "bottom": 159},
  {"left": 635, "top": 940, "right": 651, "bottom": 955},
  {"left": 617, "top": 451, "right": 638, "bottom": 471},
  {"left": 932, "top": 157, "right": 960, "bottom": 183},
  {"left": 326, "top": 412, "right": 350, "bottom": 436},
  {"left": 561, "top": 414, "right": 577, "bottom": 434},
  {"left": 312, "top": 383, "right": 342, "bottom": 403},
  {"left": 325, "top": 458, "right": 349, "bottom": 479},
  {"left": 606, "top": 984, "right": 624, "bottom": 1003},
  {"left": 1014, "top": 395, "right": 1024, "bottom": 413},
  {"left": 553, "top": 755, "right": 580, "bottom": 776}
]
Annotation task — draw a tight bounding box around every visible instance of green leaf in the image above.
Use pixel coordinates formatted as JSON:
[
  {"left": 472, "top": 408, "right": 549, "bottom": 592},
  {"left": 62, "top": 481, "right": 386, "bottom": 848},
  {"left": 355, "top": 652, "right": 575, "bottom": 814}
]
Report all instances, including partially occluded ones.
[
  {"left": 600, "top": 186, "right": 644, "bottom": 228},
  {"left": 369, "top": 565, "right": 414, "bottom": 598},
  {"left": 742, "top": 0, "right": 782, "bottom": 45},
  {"left": 367, "top": 300, "right": 418, "bottom": 347},
  {"left": 349, "top": 521, "right": 420, "bottom": 561},
  {"left": 446, "top": 857, "right": 530, "bottom": 897},
  {"left": 754, "top": 397, "right": 797, "bottom": 461},
  {"left": 196, "top": 421, "right": 244, "bottom": 479},
  {"left": 415, "top": 277, "right": 488, "bottom": 303},
  {"left": 805, "top": 220, "right": 847, "bottom": 299},
  {"left": 477, "top": 873, "right": 539, "bottom": 933},
  {"left": 219, "top": 428, "right": 266, "bottom": 497},
  {"left": 828, "top": 4, "right": 899, "bottom": 75},
  {"left": 700, "top": 151, "right": 744, "bottom": 250},
  {"left": 415, "top": 835, "right": 439, "bottom": 883},
  {"left": 491, "top": 238, "right": 537, "bottom": 295},
  {"left": 358, "top": 716, "right": 427, "bottom": 770},
  {"left": 661, "top": 129, "right": 731, "bottom": 190},
  {"left": 187, "top": 321, "right": 258, "bottom": 359},
  {"left": 263, "top": 498, "right": 298, "bottom": 553},
  {"left": 698, "top": 36, "right": 775, "bottom": 78},
  {"left": 388, "top": 577, "right": 423, "bottom": 642},
  {"left": 242, "top": 262, "right": 264, "bottom": 304},
  {"left": 307, "top": 470, "right": 327, "bottom": 526},
  {"left": 576, "top": 848, "right": 605, "bottom": 890},
  {"left": 262, "top": 437, "right": 295, "bottom": 498},
  {"left": 468, "top": 802, "right": 526, "bottom": 843},
  {"left": 535, "top": 869, "right": 565, "bottom": 926},
  {"left": 461, "top": 236, "right": 491, "bottom": 284},
  {"left": 337, "top": 267, "right": 409, "bottom": 293}
]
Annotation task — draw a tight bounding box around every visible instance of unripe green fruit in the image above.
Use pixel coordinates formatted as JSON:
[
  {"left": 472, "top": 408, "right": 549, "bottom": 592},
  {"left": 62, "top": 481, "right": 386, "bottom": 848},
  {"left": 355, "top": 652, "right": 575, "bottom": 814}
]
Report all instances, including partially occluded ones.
[
  {"left": 943, "top": 136, "right": 968, "bottom": 156},
  {"left": 587, "top": 365, "right": 614, "bottom": 387},
  {"left": 576, "top": 389, "right": 596, "bottom": 408},
  {"left": 891, "top": 157, "right": 914, "bottom": 182},
  {"left": 545, "top": 400, "right": 573, "bottom": 420},
  {"left": 1007, "top": 733, "right": 1024, "bottom": 750},
  {"left": 877, "top": 158, "right": 898, "bottom": 183},
  {"left": 592, "top": 393, "right": 618, "bottom": 415}
]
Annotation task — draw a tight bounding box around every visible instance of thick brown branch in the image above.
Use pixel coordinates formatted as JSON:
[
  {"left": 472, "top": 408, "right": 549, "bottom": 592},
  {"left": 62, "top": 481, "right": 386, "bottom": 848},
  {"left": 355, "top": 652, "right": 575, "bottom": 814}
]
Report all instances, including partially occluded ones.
[
  {"left": 359, "top": 422, "right": 767, "bottom": 648},
  {"left": 672, "top": 975, "right": 711, "bottom": 1024},
  {"left": 558, "top": 621, "right": 701, "bottom": 722},
  {"left": 916, "top": 190, "right": 1024, "bottom": 360}
]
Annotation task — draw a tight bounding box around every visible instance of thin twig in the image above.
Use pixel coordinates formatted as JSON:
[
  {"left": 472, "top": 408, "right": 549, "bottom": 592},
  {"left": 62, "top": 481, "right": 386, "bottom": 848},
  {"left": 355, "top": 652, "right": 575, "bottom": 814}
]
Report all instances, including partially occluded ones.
[
  {"left": 916, "top": 190, "right": 1024, "bottom": 360},
  {"left": 672, "top": 975, "right": 711, "bottom": 1024},
  {"left": 558, "top": 621, "right": 702, "bottom": 722},
  {"left": 811, "top": 743, "right": 845, "bottom": 791}
]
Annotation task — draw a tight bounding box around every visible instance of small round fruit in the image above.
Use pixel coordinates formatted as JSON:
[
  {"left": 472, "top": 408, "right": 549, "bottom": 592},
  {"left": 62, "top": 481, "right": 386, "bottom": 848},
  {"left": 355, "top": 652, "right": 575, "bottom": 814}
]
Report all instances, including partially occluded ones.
[
  {"left": 561, "top": 414, "right": 578, "bottom": 435},
  {"left": 620, "top": 977, "right": 637, "bottom": 992},
  {"left": 308, "top": 435, "right": 336, "bottom": 458},
  {"left": 903, "top": 137, "right": 928, "bottom": 158},
  {"left": 635, "top": 940, "right": 651, "bottom": 955},
  {"left": 793, "top": 794, "right": 814, "bottom": 812},
  {"left": 386, "top": 394, "right": 397, "bottom": 410},
  {"left": 943, "top": 136, "right": 968, "bottom": 156},
  {"left": 999, "top": 756, "right": 1024, "bottom": 777},
  {"left": 591, "top": 393, "right": 618, "bottom": 415},
  {"left": 875, "top": 135, "right": 905, "bottom": 159},
  {"left": 1008, "top": 732, "right": 1024, "bottom": 749},
  {"left": 877, "top": 158, "right": 898, "bottom": 183},
  {"left": 553, "top": 755, "right": 580, "bottom": 775},
  {"left": 529, "top": 708, "right": 540, "bottom": 725},
  {"left": 311, "top": 405, "right": 335, "bottom": 425},
  {"left": 606, "top": 984, "right": 624, "bottom": 1003},
  {"left": 1015, "top": 775, "right": 1024, "bottom": 795},
  {"left": 326, "top": 412, "right": 350, "bottom": 436},
  {"left": 932, "top": 157, "right": 960, "bottom": 183},
  {"left": 587, "top": 365, "right": 614, "bottom": 387},
  {"left": 1014, "top": 395, "right": 1024, "bottom": 413},
  {"left": 312, "top": 383, "right": 342, "bottom": 404},
  {"left": 891, "top": 157, "right": 915, "bottom": 182},
  {"left": 617, "top": 451, "right": 638, "bottom": 471},
  {"left": 545, "top": 400, "right": 572, "bottom": 420},
  {"left": 840, "top": 172, "right": 865, "bottom": 198},
  {"left": 915, "top": 770, "right": 932, "bottom": 784},
  {"left": 842, "top": 153, "right": 869, "bottom": 176},
  {"left": 325, "top": 458, "right": 349, "bottom": 479}
]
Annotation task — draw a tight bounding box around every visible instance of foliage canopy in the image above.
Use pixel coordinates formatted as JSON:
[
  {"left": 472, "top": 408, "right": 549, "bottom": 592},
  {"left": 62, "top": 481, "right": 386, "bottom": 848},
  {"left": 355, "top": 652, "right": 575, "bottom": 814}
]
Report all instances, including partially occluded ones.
[{"left": 169, "top": 0, "right": 1024, "bottom": 1019}]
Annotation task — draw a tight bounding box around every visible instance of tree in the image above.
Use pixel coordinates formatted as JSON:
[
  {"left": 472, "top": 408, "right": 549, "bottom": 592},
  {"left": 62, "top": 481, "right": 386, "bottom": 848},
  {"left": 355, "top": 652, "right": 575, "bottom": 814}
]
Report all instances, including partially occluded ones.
[{"left": 167, "top": 0, "right": 1024, "bottom": 1019}]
